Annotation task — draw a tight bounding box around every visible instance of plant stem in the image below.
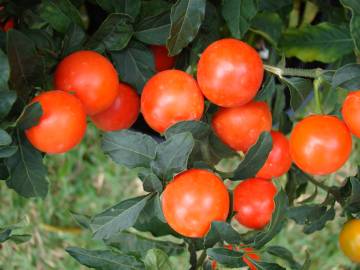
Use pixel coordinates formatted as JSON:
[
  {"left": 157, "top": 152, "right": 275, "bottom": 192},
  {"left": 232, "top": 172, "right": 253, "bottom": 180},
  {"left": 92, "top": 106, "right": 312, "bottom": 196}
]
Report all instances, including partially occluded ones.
[
  {"left": 313, "top": 79, "right": 323, "bottom": 114},
  {"left": 196, "top": 250, "right": 207, "bottom": 269},
  {"left": 264, "top": 64, "right": 323, "bottom": 79}
]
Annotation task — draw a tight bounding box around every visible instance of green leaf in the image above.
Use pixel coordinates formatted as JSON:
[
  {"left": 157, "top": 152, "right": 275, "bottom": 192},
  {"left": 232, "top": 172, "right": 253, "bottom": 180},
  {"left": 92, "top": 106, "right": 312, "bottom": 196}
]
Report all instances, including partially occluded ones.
[
  {"left": 144, "top": 249, "right": 173, "bottom": 270},
  {"left": 251, "top": 12, "right": 284, "bottom": 47},
  {"left": 5, "top": 132, "right": 48, "bottom": 198},
  {"left": 135, "top": 11, "right": 171, "bottom": 45},
  {"left": 86, "top": 14, "right": 133, "bottom": 53},
  {"left": 70, "top": 212, "right": 91, "bottom": 229},
  {"left": 165, "top": 121, "right": 211, "bottom": 140},
  {"left": 90, "top": 195, "right": 150, "bottom": 240},
  {"left": 340, "top": 0, "right": 360, "bottom": 53},
  {"left": 280, "top": 23, "right": 354, "bottom": 63},
  {"left": 38, "top": 0, "right": 84, "bottom": 33},
  {"left": 266, "top": 246, "right": 301, "bottom": 269},
  {"left": 259, "top": 0, "right": 292, "bottom": 11},
  {"left": 344, "top": 177, "right": 360, "bottom": 213},
  {"left": 256, "top": 76, "right": 276, "bottom": 102},
  {"left": 8, "top": 234, "right": 32, "bottom": 244},
  {"left": 251, "top": 190, "right": 289, "bottom": 249},
  {"left": 204, "top": 221, "right": 242, "bottom": 248},
  {"left": 111, "top": 41, "right": 155, "bottom": 93},
  {"left": 0, "top": 49, "right": 10, "bottom": 90},
  {"left": 0, "top": 229, "right": 11, "bottom": 243},
  {"left": 286, "top": 166, "right": 308, "bottom": 205},
  {"left": 151, "top": 132, "right": 194, "bottom": 180},
  {"left": 208, "top": 133, "right": 237, "bottom": 160},
  {"left": 140, "top": 0, "right": 172, "bottom": 18},
  {"left": 166, "top": 0, "right": 206, "bottom": 56},
  {"left": 0, "top": 91, "right": 16, "bottom": 121},
  {"left": 332, "top": 63, "right": 360, "bottom": 90},
  {"left": 222, "top": 0, "right": 258, "bottom": 39},
  {"left": 206, "top": 248, "right": 246, "bottom": 268},
  {"left": 280, "top": 77, "right": 313, "bottom": 111},
  {"left": 102, "top": 130, "right": 158, "bottom": 169},
  {"left": 0, "top": 162, "right": 10, "bottom": 180},
  {"left": 105, "top": 232, "right": 185, "bottom": 257},
  {"left": 96, "top": 0, "right": 141, "bottom": 19},
  {"left": 0, "top": 129, "right": 12, "bottom": 146},
  {"left": 138, "top": 168, "right": 163, "bottom": 193},
  {"left": 7, "top": 30, "right": 45, "bottom": 100},
  {"left": 17, "top": 102, "right": 43, "bottom": 130},
  {"left": 272, "top": 85, "right": 286, "bottom": 124},
  {"left": 0, "top": 146, "right": 18, "bottom": 158},
  {"left": 66, "top": 247, "right": 145, "bottom": 270},
  {"left": 246, "top": 258, "right": 286, "bottom": 270},
  {"left": 62, "top": 23, "right": 86, "bottom": 56},
  {"left": 231, "top": 132, "right": 272, "bottom": 180}
]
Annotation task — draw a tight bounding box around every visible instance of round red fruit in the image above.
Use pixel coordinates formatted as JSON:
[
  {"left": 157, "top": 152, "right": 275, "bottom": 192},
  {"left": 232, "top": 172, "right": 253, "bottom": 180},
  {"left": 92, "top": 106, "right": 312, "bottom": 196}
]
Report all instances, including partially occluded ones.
[
  {"left": 150, "top": 45, "right": 175, "bottom": 72},
  {"left": 342, "top": 90, "right": 360, "bottom": 138},
  {"left": 289, "top": 115, "right": 352, "bottom": 175},
  {"left": 256, "top": 131, "right": 292, "bottom": 179},
  {"left": 141, "top": 70, "right": 204, "bottom": 133},
  {"left": 54, "top": 50, "right": 118, "bottom": 115},
  {"left": 162, "top": 169, "right": 230, "bottom": 238},
  {"left": 212, "top": 101, "right": 272, "bottom": 152},
  {"left": 25, "top": 91, "right": 87, "bottom": 154},
  {"left": 233, "top": 178, "right": 276, "bottom": 229},
  {"left": 197, "top": 38, "right": 264, "bottom": 107},
  {"left": 91, "top": 83, "right": 140, "bottom": 131}
]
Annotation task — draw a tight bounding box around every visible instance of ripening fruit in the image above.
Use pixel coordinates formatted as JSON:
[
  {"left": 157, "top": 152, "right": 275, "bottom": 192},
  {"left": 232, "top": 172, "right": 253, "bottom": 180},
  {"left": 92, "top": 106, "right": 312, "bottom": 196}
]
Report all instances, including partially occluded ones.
[
  {"left": 162, "top": 169, "right": 230, "bottom": 238},
  {"left": 342, "top": 90, "right": 360, "bottom": 138},
  {"left": 91, "top": 83, "right": 140, "bottom": 131},
  {"left": 339, "top": 219, "right": 360, "bottom": 263},
  {"left": 150, "top": 45, "right": 175, "bottom": 72},
  {"left": 212, "top": 101, "right": 272, "bottom": 152},
  {"left": 1, "top": 18, "right": 14, "bottom": 32},
  {"left": 25, "top": 91, "right": 86, "bottom": 154},
  {"left": 197, "top": 38, "right": 264, "bottom": 107},
  {"left": 54, "top": 50, "right": 118, "bottom": 115},
  {"left": 289, "top": 115, "right": 352, "bottom": 175},
  {"left": 141, "top": 70, "right": 204, "bottom": 133},
  {"left": 256, "top": 131, "right": 292, "bottom": 179},
  {"left": 233, "top": 178, "right": 276, "bottom": 229}
]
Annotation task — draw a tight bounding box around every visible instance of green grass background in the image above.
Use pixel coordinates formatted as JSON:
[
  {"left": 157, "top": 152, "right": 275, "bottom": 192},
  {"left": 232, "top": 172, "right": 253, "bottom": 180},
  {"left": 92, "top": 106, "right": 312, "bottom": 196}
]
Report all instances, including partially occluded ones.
[{"left": 0, "top": 124, "right": 359, "bottom": 270}]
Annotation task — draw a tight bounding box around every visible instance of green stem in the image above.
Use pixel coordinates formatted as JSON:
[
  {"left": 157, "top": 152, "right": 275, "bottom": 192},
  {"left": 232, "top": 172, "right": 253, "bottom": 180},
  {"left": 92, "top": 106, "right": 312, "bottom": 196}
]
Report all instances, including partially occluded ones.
[
  {"left": 196, "top": 250, "right": 207, "bottom": 269},
  {"left": 313, "top": 79, "right": 323, "bottom": 114},
  {"left": 264, "top": 64, "right": 323, "bottom": 79}
]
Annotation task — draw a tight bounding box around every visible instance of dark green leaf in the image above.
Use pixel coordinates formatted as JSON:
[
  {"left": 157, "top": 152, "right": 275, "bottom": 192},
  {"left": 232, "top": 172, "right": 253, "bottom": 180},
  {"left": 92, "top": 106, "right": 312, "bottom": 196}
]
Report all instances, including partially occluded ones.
[
  {"left": 301, "top": 252, "right": 311, "bottom": 270},
  {"left": 280, "top": 77, "right": 313, "bottom": 111},
  {"left": 165, "top": 121, "right": 211, "bottom": 140},
  {"left": 206, "top": 248, "right": 246, "bottom": 268},
  {"left": 96, "top": 0, "right": 141, "bottom": 19},
  {"left": 256, "top": 76, "right": 276, "bottom": 102},
  {"left": 166, "top": 0, "right": 206, "bottom": 56},
  {"left": 5, "top": 132, "right": 48, "bottom": 198},
  {"left": 208, "top": 133, "right": 237, "bottom": 160},
  {"left": 259, "top": 0, "right": 292, "bottom": 11},
  {"left": 90, "top": 195, "right": 150, "bottom": 240},
  {"left": 251, "top": 12, "right": 284, "bottom": 47},
  {"left": 17, "top": 102, "right": 43, "bottom": 130},
  {"left": 138, "top": 168, "right": 163, "bottom": 192},
  {"left": 62, "top": 23, "right": 86, "bottom": 56},
  {"left": 135, "top": 11, "right": 171, "bottom": 45},
  {"left": 8, "top": 234, "right": 31, "bottom": 244},
  {"left": 140, "top": 0, "right": 172, "bottom": 18},
  {"left": 105, "top": 232, "right": 185, "bottom": 257},
  {"left": 222, "top": 0, "right": 258, "bottom": 39},
  {"left": 66, "top": 247, "right": 145, "bottom": 270},
  {"left": 272, "top": 85, "right": 286, "bottom": 124},
  {"left": 86, "top": 14, "right": 133, "bottom": 53},
  {"left": 280, "top": 23, "right": 353, "bottom": 63},
  {"left": 246, "top": 258, "right": 286, "bottom": 270},
  {"left": 204, "top": 221, "right": 241, "bottom": 248},
  {"left": 332, "top": 64, "right": 360, "bottom": 90},
  {"left": 0, "top": 146, "right": 18, "bottom": 158},
  {"left": 344, "top": 177, "right": 360, "bottom": 213},
  {"left": 0, "top": 49, "right": 10, "bottom": 90},
  {"left": 340, "top": 0, "right": 360, "bottom": 53},
  {"left": 266, "top": 246, "right": 301, "bottom": 269},
  {"left": 231, "top": 132, "right": 272, "bottom": 180},
  {"left": 70, "top": 212, "right": 91, "bottom": 229},
  {"left": 7, "top": 30, "right": 45, "bottom": 100},
  {"left": 0, "top": 229, "right": 11, "bottom": 243},
  {"left": 279, "top": 113, "right": 293, "bottom": 135},
  {"left": 144, "top": 248, "right": 172, "bottom": 270},
  {"left": 251, "top": 190, "right": 289, "bottom": 248},
  {"left": 0, "top": 129, "right": 12, "bottom": 146},
  {"left": 0, "top": 91, "right": 16, "bottom": 121},
  {"left": 111, "top": 41, "right": 155, "bottom": 93},
  {"left": 286, "top": 166, "right": 308, "bottom": 205},
  {"left": 0, "top": 162, "right": 10, "bottom": 180},
  {"left": 102, "top": 130, "right": 158, "bottom": 169},
  {"left": 38, "top": 0, "right": 84, "bottom": 33},
  {"left": 151, "top": 132, "right": 194, "bottom": 180}
]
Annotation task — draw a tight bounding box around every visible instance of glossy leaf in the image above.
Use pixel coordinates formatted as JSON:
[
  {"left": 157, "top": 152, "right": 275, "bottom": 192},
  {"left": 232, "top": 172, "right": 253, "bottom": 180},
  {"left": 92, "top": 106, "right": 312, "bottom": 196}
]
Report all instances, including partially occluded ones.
[
  {"left": 251, "top": 12, "right": 284, "bottom": 47},
  {"left": 0, "top": 129, "right": 12, "bottom": 146},
  {"left": 144, "top": 249, "right": 173, "bottom": 270},
  {"left": 0, "top": 91, "right": 16, "bottom": 121},
  {"left": 340, "top": 0, "right": 360, "bottom": 53},
  {"left": 266, "top": 246, "right": 301, "bottom": 269},
  {"left": 166, "top": 0, "right": 206, "bottom": 56},
  {"left": 90, "top": 195, "right": 150, "bottom": 240},
  {"left": 332, "top": 63, "right": 360, "bottom": 90},
  {"left": 280, "top": 77, "right": 313, "bottom": 111},
  {"left": 246, "top": 258, "right": 286, "bottom": 270},
  {"left": 0, "top": 146, "right": 18, "bottom": 158},
  {"left": 206, "top": 248, "right": 246, "bottom": 268},
  {"left": 102, "top": 130, "right": 158, "bottom": 169},
  {"left": 222, "top": 0, "right": 258, "bottom": 39},
  {"left": 96, "top": 0, "right": 141, "bottom": 19},
  {"left": 231, "top": 132, "right": 273, "bottom": 180},
  {"left": 0, "top": 49, "right": 10, "bottom": 90},
  {"left": 165, "top": 121, "right": 210, "bottom": 140},
  {"left": 17, "top": 102, "right": 43, "bottom": 130},
  {"left": 280, "top": 23, "right": 353, "bottom": 63},
  {"left": 66, "top": 247, "right": 145, "bottom": 269},
  {"left": 111, "top": 41, "right": 155, "bottom": 93},
  {"left": 62, "top": 23, "right": 87, "bottom": 56},
  {"left": 204, "top": 221, "right": 242, "bottom": 248},
  {"left": 259, "top": 0, "right": 292, "bottom": 11},
  {"left": 151, "top": 132, "right": 194, "bottom": 180},
  {"left": 138, "top": 168, "right": 163, "bottom": 193}
]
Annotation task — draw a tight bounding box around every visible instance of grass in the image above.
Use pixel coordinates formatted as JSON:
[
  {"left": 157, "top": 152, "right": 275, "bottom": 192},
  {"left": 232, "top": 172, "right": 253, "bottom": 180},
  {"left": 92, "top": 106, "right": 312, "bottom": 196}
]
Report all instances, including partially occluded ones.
[{"left": 0, "top": 124, "right": 359, "bottom": 269}]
